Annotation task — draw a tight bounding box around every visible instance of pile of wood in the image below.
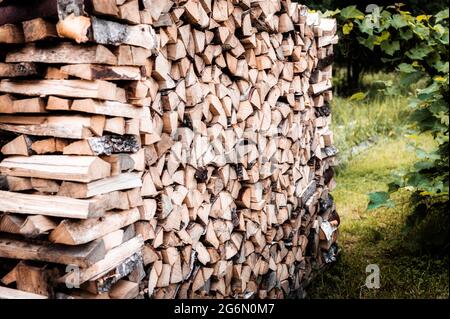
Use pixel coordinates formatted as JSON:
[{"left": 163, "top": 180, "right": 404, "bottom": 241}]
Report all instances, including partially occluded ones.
[{"left": 0, "top": 0, "right": 340, "bottom": 299}]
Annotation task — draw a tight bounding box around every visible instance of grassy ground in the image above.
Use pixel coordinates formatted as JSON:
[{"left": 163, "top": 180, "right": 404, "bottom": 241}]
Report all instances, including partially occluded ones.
[{"left": 306, "top": 76, "right": 449, "bottom": 299}]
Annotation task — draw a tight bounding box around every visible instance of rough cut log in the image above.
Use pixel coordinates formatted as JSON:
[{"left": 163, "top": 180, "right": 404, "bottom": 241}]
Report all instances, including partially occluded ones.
[
  {"left": 60, "top": 64, "right": 142, "bottom": 80},
  {"left": 0, "top": 135, "right": 32, "bottom": 156},
  {"left": 0, "top": 155, "right": 111, "bottom": 182},
  {"left": 71, "top": 99, "right": 145, "bottom": 118},
  {"left": 6, "top": 43, "right": 117, "bottom": 65},
  {"left": 57, "top": 172, "right": 142, "bottom": 198},
  {"left": 0, "top": 235, "right": 106, "bottom": 267},
  {"left": 0, "top": 79, "right": 123, "bottom": 102},
  {"left": 0, "top": 63, "right": 40, "bottom": 78},
  {"left": 56, "top": 13, "right": 91, "bottom": 43},
  {"left": 0, "top": 286, "right": 48, "bottom": 299},
  {"left": 0, "top": 190, "right": 106, "bottom": 219},
  {"left": 0, "top": 24, "right": 24, "bottom": 44},
  {"left": 49, "top": 208, "right": 141, "bottom": 245},
  {"left": 0, "top": 115, "right": 105, "bottom": 139},
  {"left": 59, "top": 235, "right": 144, "bottom": 284},
  {"left": 0, "top": 214, "right": 58, "bottom": 238},
  {"left": 22, "top": 18, "right": 57, "bottom": 42},
  {"left": 0, "top": 176, "right": 33, "bottom": 191},
  {"left": 91, "top": 16, "right": 157, "bottom": 50},
  {"left": 0, "top": 0, "right": 339, "bottom": 300}
]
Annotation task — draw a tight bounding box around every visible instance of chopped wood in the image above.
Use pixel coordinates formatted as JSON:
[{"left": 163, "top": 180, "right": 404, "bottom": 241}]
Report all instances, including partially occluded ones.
[
  {"left": 22, "top": 18, "right": 57, "bottom": 42},
  {"left": 0, "top": 155, "right": 111, "bottom": 182},
  {"left": 0, "top": 235, "right": 106, "bottom": 267},
  {"left": 49, "top": 208, "right": 141, "bottom": 245},
  {"left": 0, "top": 0, "right": 339, "bottom": 299},
  {"left": 0, "top": 79, "right": 123, "bottom": 102},
  {"left": 57, "top": 172, "right": 142, "bottom": 198},
  {"left": 6, "top": 43, "right": 117, "bottom": 65},
  {"left": 0, "top": 190, "right": 106, "bottom": 219},
  {"left": 61, "top": 64, "right": 142, "bottom": 80},
  {"left": 0, "top": 286, "right": 48, "bottom": 299},
  {"left": 0, "top": 63, "right": 40, "bottom": 78},
  {"left": 91, "top": 16, "right": 157, "bottom": 50},
  {"left": 0, "top": 24, "right": 24, "bottom": 43}
]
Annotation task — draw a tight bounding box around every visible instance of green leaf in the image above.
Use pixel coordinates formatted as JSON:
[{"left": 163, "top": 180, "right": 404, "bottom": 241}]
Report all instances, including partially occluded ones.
[
  {"left": 342, "top": 22, "right": 353, "bottom": 35},
  {"left": 399, "top": 28, "right": 413, "bottom": 40},
  {"left": 432, "top": 60, "right": 449, "bottom": 73},
  {"left": 358, "top": 16, "right": 375, "bottom": 35},
  {"left": 391, "top": 14, "right": 409, "bottom": 28},
  {"left": 412, "top": 24, "right": 430, "bottom": 39},
  {"left": 367, "top": 192, "right": 395, "bottom": 211},
  {"left": 322, "top": 9, "right": 341, "bottom": 18},
  {"left": 435, "top": 9, "right": 449, "bottom": 23},
  {"left": 406, "top": 45, "right": 433, "bottom": 60},
  {"left": 397, "top": 63, "right": 416, "bottom": 73},
  {"left": 340, "top": 6, "right": 365, "bottom": 20},
  {"left": 374, "top": 30, "right": 391, "bottom": 45},
  {"left": 380, "top": 40, "right": 400, "bottom": 55},
  {"left": 349, "top": 92, "right": 367, "bottom": 101}
]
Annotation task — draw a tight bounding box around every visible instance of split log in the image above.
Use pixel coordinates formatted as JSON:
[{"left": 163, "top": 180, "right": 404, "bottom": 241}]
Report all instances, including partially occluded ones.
[
  {"left": 6, "top": 43, "right": 117, "bottom": 65},
  {"left": 0, "top": 79, "right": 123, "bottom": 102},
  {"left": 49, "top": 208, "right": 141, "bottom": 245},
  {"left": 0, "top": 155, "right": 111, "bottom": 182},
  {"left": 0, "top": 235, "right": 106, "bottom": 267},
  {"left": 0, "top": 190, "right": 106, "bottom": 219}
]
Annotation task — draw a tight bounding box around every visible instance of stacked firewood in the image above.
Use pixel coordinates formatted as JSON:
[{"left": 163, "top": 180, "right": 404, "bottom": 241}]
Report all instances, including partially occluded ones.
[
  {"left": 0, "top": 0, "right": 340, "bottom": 299},
  {"left": 0, "top": 0, "right": 157, "bottom": 299}
]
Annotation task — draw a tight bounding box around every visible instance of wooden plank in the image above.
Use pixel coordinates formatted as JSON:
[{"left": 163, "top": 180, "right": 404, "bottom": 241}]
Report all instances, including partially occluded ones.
[
  {"left": 0, "top": 190, "right": 106, "bottom": 219},
  {"left": 0, "top": 155, "right": 111, "bottom": 182},
  {"left": 0, "top": 115, "right": 104, "bottom": 139},
  {"left": 6, "top": 43, "right": 117, "bottom": 65},
  {"left": 0, "top": 235, "right": 106, "bottom": 267},
  {"left": 71, "top": 99, "right": 145, "bottom": 118},
  {"left": 60, "top": 64, "right": 142, "bottom": 80},
  {"left": 58, "top": 172, "right": 142, "bottom": 198},
  {"left": 49, "top": 208, "right": 141, "bottom": 245},
  {"left": 0, "top": 123, "right": 87, "bottom": 139},
  {"left": 0, "top": 79, "right": 122, "bottom": 102},
  {"left": 60, "top": 236, "right": 143, "bottom": 284},
  {"left": 0, "top": 286, "right": 48, "bottom": 299}
]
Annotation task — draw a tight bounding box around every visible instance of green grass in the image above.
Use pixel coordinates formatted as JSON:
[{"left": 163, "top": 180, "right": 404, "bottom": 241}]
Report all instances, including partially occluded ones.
[
  {"left": 308, "top": 136, "right": 449, "bottom": 298},
  {"left": 331, "top": 95, "right": 411, "bottom": 164},
  {"left": 306, "top": 72, "right": 449, "bottom": 299}
]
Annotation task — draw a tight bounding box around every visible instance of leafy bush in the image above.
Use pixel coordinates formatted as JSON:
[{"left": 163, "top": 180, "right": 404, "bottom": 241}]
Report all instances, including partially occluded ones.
[{"left": 323, "top": 4, "right": 449, "bottom": 247}]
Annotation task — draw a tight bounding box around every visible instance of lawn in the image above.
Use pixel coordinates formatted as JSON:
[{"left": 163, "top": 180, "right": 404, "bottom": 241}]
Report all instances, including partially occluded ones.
[{"left": 306, "top": 78, "right": 449, "bottom": 299}]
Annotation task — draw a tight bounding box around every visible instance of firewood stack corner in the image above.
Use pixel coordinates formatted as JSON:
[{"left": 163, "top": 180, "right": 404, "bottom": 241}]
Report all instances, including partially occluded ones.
[{"left": 0, "top": 0, "right": 340, "bottom": 299}]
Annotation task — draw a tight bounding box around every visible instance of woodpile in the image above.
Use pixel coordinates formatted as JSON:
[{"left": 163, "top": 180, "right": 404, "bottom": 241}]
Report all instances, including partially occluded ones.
[{"left": 0, "top": 0, "right": 340, "bottom": 299}]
